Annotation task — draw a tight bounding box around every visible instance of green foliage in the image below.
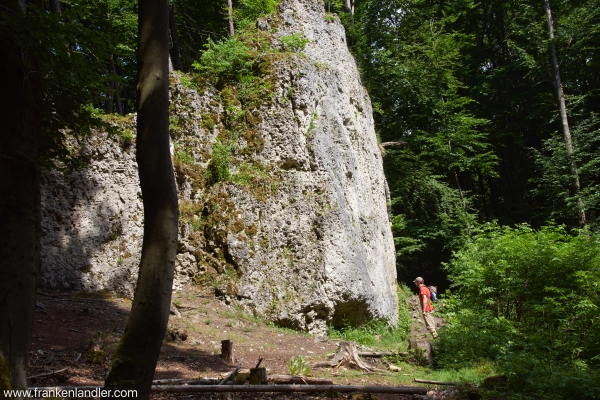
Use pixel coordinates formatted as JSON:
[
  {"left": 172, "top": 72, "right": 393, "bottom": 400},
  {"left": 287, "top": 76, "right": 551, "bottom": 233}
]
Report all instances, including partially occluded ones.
[
  {"left": 328, "top": 286, "right": 412, "bottom": 349},
  {"left": 437, "top": 223, "right": 600, "bottom": 398},
  {"left": 119, "top": 129, "right": 134, "bottom": 146},
  {"left": 287, "top": 355, "right": 312, "bottom": 376},
  {"left": 281, "top": 33, "right": 309, "bottom": 53},
  {"left": 175, "top": 146, "right": 194, "bottom": 165},
  {"left": 1, "top": 6, "right": 117, "bottom": 170},
  {"left": 532, "top": 112, "right": 600, "bottom": 229},
  {"left": 206, "top": 142, "right": 233, "bottom": 184},
  {"left": 193, "top": 38, "right": 255, "bottom": 84},
  {"left": 235, "top": 0, "right": 279, "bottom": 29}
]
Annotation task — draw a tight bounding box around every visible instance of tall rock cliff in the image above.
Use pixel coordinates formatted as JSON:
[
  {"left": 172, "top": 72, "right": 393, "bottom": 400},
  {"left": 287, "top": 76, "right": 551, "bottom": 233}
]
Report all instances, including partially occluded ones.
[{"left": 39, "top": 0, "right": 398, "bottom": 334}]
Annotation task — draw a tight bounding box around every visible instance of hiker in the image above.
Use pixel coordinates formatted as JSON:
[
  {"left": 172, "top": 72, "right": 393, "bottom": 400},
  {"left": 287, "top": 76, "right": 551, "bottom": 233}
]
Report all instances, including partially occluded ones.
[{"left": 413, "top": 277, "right": 438, "bottom": 338}]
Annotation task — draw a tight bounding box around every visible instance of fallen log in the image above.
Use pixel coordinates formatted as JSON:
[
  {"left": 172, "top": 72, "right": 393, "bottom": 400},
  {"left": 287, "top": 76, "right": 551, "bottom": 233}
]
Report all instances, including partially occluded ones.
[
  {"left": 413, "top": 379, "right": 457, "bottom": 386},
  {"left": 152, "top": 378, "right": 220, "bottom": 385},
  {"left": 30, "top": 385, "right": 428, "bottom": 395},
  {"left": 153, "top": 384, "right": 428, "bottom": 394},
  {"left": 357, "top": 352, "right": 392, "bottom": 357},
  {"left": 268, "top": 375, "right": 333, "bottom": 385}
]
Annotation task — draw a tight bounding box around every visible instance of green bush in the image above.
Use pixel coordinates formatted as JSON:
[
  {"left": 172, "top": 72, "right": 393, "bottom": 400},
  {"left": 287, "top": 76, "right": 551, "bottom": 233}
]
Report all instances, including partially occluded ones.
[
  {"left": 328, "top": 285, "right": 412, "bottom": 349},
  {"left": 193, "top": 38, "right": 254, "bottom": 83},
  {"left": 436, "top": 223, "right": 600, "bottom": 398},
  {"left": 281, "top": 33, "right": 309, "bottom": 53},
  {"left": 235, "top": 0, "right": 279, "bottom": 29},
  {"left": 206, "top": 142, "right": 233, "bottom": 184}
]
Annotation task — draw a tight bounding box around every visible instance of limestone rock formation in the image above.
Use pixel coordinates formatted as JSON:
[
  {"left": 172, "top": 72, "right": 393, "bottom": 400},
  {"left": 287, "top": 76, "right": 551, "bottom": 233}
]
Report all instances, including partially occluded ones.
[{"left": 39, "top": 0, "right": 398, "bottom": 334}]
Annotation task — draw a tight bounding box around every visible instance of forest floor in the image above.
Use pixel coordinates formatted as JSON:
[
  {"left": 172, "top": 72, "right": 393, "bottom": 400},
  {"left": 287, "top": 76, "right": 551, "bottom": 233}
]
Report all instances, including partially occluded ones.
[{"left": 29, "top": 285, "right": 457, "bottom": 400}]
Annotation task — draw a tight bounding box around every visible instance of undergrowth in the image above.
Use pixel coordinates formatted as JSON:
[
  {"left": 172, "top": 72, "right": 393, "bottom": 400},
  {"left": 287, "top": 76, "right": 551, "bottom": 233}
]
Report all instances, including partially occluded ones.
[{"left": 327, "top": 285, "right": 412, "bottom": 350}]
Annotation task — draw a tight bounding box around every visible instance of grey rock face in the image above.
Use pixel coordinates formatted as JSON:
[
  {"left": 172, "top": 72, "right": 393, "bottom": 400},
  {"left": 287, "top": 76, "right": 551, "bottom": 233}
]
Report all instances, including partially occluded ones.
[{"left": 40, "top": 0, "right": 398, "bottom": 334}]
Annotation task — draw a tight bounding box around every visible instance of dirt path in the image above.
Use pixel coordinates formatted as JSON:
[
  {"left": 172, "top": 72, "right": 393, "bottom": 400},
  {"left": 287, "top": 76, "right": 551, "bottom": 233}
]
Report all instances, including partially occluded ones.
[{"left": 29, "top": 286, "right": 457, "bottom": 399}]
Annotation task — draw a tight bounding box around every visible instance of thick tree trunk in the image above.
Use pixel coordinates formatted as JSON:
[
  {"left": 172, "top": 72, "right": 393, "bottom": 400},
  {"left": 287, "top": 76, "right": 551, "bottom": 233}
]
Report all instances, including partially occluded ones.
[
  {"left": 103, "top": 0, "right": 178, "bottom": 398},
  {"left": 543, "top": 0, "right": 586, "bottom": 227},
  {"left": 0, "top": 0, "right": 43, "bottom": 395},
  {"left": 168, "top": 2, "right": 183, "bottom": 71}
]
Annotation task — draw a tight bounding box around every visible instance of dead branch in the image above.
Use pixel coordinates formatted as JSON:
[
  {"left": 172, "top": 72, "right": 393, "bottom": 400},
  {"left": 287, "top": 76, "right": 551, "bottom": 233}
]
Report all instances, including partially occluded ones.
[
  {"left": 380, "top": 141, "right": 407, "bottom": 147},
  {"left": 169, "top": 303, "right": 181, "bottom": 318},
  {"left": 219, "top": 360, "right": 242, "bottom": 385},
  {"left": 28, "top": 367, "right": 69, "bottom": 380}
]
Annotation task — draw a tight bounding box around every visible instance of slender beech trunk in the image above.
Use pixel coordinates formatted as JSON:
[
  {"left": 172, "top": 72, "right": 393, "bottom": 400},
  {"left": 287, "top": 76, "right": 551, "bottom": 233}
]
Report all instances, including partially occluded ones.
[
  {"left": 543, "top": 0, "right": 586, "bottom": 227},
  {"left": 106, "top": 55, "right": 123, "bottom": 115},
  {"left": 168, "top": 2, "right": 183, "bottom": 70},
  {"left": 0, "top": 0, "right": 43, "bottom": 395},
  {"left": 104, "top": 0, "right": 179, "bottom": 398},
  {"left": 227, "top": 0, "right": 234, "bottom": 37}
]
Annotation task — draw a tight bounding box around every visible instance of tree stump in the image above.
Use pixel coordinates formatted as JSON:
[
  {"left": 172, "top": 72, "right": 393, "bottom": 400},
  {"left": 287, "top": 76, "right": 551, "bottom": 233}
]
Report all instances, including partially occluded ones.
[
  {"left": 248, "top": 367, "right": 267, "bottom": 384},
  {"left": 221, "top": 340, "right": 235, "bottom": 364},
  {"left": 313, "top": 341, "right": 372, "bottom": 371}
]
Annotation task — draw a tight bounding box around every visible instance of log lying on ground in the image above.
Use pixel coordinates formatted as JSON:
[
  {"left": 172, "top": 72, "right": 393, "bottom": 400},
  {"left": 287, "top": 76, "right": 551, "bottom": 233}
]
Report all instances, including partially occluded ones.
[
  {"left": 358, "top": 352, "right": 392, "bottom": 357},
  {"left": 152, "top": 378, "right": 220, "bottom": 385},
  {"left": 30, "top": 385, "right": 428, "bottom": 395},
  {"left": 152, "top": 384, "right": 428, "bottom": 394},
  {"left": 313, "top": 341, "right": 373, "bottom": 372},
  {"left": 413, "top": 379, "right": 457, "bottom": 386},
  {"left": 268, "top": 375, "right": 334, "bottom": 385}
]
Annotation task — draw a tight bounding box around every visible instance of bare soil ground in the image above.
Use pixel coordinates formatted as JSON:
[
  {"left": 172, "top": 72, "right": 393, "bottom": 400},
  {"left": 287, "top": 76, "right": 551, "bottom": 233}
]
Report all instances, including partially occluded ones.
[{"left": 29, "top": 285, "right": 457, "bottom": 400}]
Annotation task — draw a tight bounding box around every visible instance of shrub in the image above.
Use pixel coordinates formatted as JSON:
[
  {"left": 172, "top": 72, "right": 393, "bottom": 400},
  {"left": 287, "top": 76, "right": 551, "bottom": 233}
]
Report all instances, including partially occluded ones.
[
  {"left": 328, "top": 285, "right": 412, "bottom": 349},
  {"left": 193, "top": 38, "right": 254, "bottom": 83},
  {"left": 205, "top": 142, "right": 233, "bottom": 184},
  {"left": 281, "top": 33, "right": 309, "bottom": 53},
  {"left": 436, "top": 223, "right": 600, "bottom": 398}
]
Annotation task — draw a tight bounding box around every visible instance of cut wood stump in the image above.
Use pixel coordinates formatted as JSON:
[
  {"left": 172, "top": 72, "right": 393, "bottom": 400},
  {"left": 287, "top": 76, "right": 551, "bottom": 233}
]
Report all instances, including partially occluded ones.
[
  {"left": 312, "top": 341, "right": 372, "bottom": 372},
  {"left": 248, "top": 368, "right": 267, "bottom": 384},
  {"left": 221, "top": 339, "right": 235, "bottom": 364}
]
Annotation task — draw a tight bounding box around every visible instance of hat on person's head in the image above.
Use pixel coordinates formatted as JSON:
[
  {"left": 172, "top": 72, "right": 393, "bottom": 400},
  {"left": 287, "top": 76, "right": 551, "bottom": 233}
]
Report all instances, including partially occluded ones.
[{"left": 413, "top": 277, "right": 424, "bottom": 284}]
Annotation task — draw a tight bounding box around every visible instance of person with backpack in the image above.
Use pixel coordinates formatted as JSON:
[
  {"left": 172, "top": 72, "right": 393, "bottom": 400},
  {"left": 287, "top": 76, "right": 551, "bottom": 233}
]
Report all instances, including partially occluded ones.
[{"left": 413, "top": 277, "right": 438, "bottom": 338}]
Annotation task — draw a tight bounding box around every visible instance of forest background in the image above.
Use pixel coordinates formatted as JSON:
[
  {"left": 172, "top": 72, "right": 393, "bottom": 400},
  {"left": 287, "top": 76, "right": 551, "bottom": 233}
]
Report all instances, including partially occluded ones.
[{"left": 1, "top": 0, "right": 600, "bottom": 398}]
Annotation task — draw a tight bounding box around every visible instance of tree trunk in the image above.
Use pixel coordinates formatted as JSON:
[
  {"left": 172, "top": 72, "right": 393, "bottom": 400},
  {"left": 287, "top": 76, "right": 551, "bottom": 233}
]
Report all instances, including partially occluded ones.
[
  {"left": 0, "top": 0, "right": 43, "bottom": 395},
  {"left": 543, "top": 0, "right": 586, "bottom": 227},
  {"left": 106, "top": 55, "right": 123, "bottom": 115},
  {"left": 49, "top": 0, "right": 61, "bottom": 13},
  {"left": 103, "top": 0, "right": 179, "bottom": 398},
  {"left": 227, "top": 0, "right": 234, "bottom": 37},
  {"left": 168, "top": 2, "right": 183, "bottom": 71}
]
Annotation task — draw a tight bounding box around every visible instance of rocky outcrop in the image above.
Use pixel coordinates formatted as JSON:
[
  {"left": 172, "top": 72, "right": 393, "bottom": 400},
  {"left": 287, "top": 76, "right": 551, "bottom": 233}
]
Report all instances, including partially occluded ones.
[{"left": 40, "top": 0, "right": 398, "bottom": 334}]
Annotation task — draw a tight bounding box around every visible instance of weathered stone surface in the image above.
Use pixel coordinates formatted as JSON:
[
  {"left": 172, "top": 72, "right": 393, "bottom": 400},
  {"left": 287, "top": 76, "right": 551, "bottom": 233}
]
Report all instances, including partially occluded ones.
[{"left": 39, "top": 0, "right": 398, "bottom": 334}]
